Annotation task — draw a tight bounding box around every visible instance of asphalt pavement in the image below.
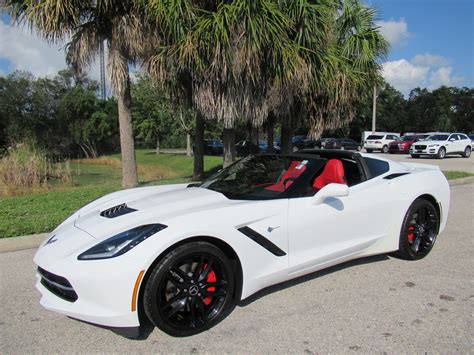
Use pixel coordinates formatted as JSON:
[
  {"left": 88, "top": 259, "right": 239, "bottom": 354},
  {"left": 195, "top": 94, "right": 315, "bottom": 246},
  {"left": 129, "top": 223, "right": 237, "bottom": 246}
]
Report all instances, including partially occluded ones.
[{"left": 1, "top": 183, "right": 473, "bottom": 353}]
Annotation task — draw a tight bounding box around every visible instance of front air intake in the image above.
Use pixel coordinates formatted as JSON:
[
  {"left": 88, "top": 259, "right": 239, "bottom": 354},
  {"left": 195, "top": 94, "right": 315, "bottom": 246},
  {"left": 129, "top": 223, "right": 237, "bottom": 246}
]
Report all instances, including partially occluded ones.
[{"left": 100, "top": 203, "right": 137, "bottom": 218}]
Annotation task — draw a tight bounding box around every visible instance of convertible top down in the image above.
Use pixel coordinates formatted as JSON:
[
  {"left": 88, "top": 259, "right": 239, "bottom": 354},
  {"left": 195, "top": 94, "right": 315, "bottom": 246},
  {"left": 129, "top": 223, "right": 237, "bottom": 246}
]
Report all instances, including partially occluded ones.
[{"left": 34, "top": 150, "right": 450, "bottom": 337}]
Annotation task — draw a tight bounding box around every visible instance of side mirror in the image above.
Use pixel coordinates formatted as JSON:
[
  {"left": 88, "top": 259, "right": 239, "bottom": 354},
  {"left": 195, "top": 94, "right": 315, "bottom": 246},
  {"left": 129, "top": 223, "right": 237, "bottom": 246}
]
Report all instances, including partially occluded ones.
[
  {"left": 449, "top": 138, "right": 455, "bottom": 142},
  {"left": 312, "top": 183, "right": 349, "bottom": 205}
]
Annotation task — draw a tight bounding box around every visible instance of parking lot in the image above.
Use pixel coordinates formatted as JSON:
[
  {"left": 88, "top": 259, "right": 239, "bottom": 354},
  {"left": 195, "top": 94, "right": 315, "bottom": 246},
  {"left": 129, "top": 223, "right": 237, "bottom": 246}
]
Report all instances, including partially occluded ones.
[
  {"left": 1, "top": 179, "right": 473, "bottom": 353},
  {"left": 369, "top": 152, "right": 474, "bottom": 173}
]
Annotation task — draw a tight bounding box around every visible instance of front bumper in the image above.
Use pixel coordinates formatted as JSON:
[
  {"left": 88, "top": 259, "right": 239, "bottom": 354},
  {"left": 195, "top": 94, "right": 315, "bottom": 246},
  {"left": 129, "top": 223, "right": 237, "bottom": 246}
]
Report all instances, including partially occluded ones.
[
  {"left": 34, "top": 230, "right": 144, "bottom": 329},
  {"left": 409, "top": 146, "right": 438, "bottom": 155},
  {"left": 388, "top": 145, "right": 409, "bottom": 153}
]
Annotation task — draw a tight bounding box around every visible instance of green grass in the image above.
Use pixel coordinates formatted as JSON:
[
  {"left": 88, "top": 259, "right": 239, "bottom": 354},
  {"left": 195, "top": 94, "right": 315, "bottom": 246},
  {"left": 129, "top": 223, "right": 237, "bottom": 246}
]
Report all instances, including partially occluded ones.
[
  {"left": 0, "top": 151, "right": 223, "bottom": 238},
  {"left": 443, "top": 171, "right": 474, "bottom": 180}
]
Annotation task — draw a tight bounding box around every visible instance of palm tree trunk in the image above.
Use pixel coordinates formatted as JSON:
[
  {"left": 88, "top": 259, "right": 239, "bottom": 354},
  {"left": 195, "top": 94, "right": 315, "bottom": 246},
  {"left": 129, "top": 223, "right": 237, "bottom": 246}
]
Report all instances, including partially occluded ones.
[
  {"left": 223, "top": 128, "right": 236, "bottom": 168},
  {"left": 280, "top": 119, "right": 293, "bottom": 154},
  {"left": 117, "top": 76, "right": 139, "bottom": 188},
  {"left": 249, "top": 125, "right": 259, "bottom": 154},
  {"left": 193, "top": 112, "right": 205, "bottom": 180},
  {"left": 186, "top": 133, "right": 192, "bottom": 157},
  {"left": 266, "top": 113, "right": 275, "bottom": 153}
]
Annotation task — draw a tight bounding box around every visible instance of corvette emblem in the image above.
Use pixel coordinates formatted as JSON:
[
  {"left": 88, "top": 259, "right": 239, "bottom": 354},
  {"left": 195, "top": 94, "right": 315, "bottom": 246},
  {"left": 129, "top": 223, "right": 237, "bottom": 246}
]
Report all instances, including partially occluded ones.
[{"left": 45, "top": 235, "right": 58, "bottom": 246}]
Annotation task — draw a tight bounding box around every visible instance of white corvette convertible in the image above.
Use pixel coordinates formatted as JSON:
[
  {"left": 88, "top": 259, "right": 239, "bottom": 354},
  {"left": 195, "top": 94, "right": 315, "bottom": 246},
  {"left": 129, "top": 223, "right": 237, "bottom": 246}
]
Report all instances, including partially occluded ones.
[{"left": 34, "top": 150, "right": 450, "bottom": 337}]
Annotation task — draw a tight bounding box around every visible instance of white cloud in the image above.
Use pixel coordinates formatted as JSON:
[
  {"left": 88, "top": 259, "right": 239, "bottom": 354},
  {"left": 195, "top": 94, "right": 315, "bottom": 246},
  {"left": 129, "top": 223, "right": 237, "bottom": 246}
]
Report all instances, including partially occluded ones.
[
  {"left": 383, "top": 57, "right": 465, "bottom": 96},
  {"left": 382, "top": 59, "right": 429, "bottom": 95},
  {"left": 0, "top": 18, "right": 100, "bottom": 81},
  {"left": 376, "top": 18, "right": 410, "bottom": 46},
  {"left": 412, "top": 54, "right": 450, "bottom": 68}
]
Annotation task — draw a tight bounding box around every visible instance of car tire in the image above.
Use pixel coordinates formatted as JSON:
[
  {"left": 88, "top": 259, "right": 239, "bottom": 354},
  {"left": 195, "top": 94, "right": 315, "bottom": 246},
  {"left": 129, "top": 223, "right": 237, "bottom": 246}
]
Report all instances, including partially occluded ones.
[
  {"left": 394, "top": 198, "right": 439, "bottom": 261},
  {"left": 462, "top": 146, "right": 471, "bottom": 158},
  {"left": 382, "top": 145, "right": 389, "bottom": 153},
  {"left": 437, "top": 147, "right": 446, "bottom": 159},
  {"left": 411, "top": 154, "right": 420, "bottom": 159},
  {"left": 366, "top": 149, "right": 373, "bottom": 153},
  {"left": 143, "top": 241, "right": 235, "bottom": 337}
]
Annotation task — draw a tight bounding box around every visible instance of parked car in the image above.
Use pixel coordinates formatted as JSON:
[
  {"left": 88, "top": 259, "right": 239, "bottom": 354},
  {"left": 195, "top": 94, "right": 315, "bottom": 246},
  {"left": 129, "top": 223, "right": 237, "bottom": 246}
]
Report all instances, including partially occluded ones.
[
  {"left": 204, "top": 139, "right": 224, "bottom": 155},
  {"left": 468, "top": 134, "right": 474, "bottom": 147},
  {"left": 320, "top": 138, "right": 335, "bottom": 148},
  {"left": 410, "top": 133, "right": 472, "bottom": 159},
  {"left": 325, "top": 138, "right": 361, "bottom": 151},
  {"left": 34, "top": 151, "right": 450, "bottom": 337},
  {"left": 236, "top": 140, "right": 280, "bottom": 156},
  {"left": 388, "top": 134, "right": 430, "bottom": 154},
  {"left": 275, "top": 136, "right": 321, "bottom": 152},
  {"left": 364, "top": 134, "right": 400, "bottom": 153}
]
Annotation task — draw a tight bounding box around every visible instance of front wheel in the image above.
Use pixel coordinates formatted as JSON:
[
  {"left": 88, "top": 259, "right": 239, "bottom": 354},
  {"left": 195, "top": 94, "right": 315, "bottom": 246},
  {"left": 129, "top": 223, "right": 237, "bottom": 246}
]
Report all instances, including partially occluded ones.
[
  {"left": 411, "top": 154, "right": 420, "bottom": 159},
  {"left": 395, "top": 198, "right": 439, "bottom": 260},
  {"left": 143, "top": 242, "right": 235, "bottom": 337},
  {"left": 463, "top": 146, "right": 471, "bottom": 158}
]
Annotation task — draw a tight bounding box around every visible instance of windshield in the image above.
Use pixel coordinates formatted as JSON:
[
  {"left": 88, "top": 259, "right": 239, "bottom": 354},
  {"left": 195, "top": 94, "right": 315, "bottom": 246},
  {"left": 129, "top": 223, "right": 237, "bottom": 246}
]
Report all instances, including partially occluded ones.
[
  {"left": 428, "top": 134, "right": 449, "bottom": 141},
  {"left": 402, "top": 136, "right": 415, "bottom": 141},
  {"left": 367, "top": 135, "right": 383, "bottom": 140},
  {"left": 199, "top": 155, "right": 324, "bottom": 200}
]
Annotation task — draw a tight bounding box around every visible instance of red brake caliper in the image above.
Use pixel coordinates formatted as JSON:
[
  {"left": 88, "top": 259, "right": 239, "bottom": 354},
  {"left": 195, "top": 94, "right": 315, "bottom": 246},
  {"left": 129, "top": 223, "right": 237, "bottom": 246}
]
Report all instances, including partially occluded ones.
[
  {"left": 203, "top": 269, "right": 216, "bottom": 306},
  {"left": 408, "top": 225, "right": 415, "bottom": 243}
]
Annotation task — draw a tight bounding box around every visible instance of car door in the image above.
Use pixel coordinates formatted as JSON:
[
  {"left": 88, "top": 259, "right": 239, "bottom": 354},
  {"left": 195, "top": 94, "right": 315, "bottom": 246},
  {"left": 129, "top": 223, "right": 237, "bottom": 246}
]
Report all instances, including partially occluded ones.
[
  {"left": 287, "top": 171, "right": 394, "bottom": 274},
  {"left": 446, "top": 134, "right": 458, "bottom": 153}
]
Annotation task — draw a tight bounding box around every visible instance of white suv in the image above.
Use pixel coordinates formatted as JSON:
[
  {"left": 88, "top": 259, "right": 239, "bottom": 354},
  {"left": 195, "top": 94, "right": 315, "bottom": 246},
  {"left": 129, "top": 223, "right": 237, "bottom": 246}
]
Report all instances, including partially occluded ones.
[
  {"left": 410, "top": 133, "right": 472, "bottom": 159},
  {"left": 364, "top": 134, "right": 400, "bottom": 153}
]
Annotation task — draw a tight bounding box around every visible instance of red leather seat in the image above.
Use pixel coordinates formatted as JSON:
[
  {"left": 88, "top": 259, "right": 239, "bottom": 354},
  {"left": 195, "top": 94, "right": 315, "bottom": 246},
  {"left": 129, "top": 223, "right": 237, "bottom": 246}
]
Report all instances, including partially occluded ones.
[
  {"left": 266, "top": 160, "right": 307, "bottom": 192},
  {"left": 313, "top": 159, "right": 347, "bottom": 190}
]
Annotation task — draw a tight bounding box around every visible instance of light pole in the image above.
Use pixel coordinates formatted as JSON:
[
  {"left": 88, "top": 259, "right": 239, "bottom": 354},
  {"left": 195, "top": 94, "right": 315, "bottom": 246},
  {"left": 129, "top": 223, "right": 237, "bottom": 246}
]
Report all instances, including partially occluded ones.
[{"left": 371, "top": 85, "right": 377, "bottom": 134}]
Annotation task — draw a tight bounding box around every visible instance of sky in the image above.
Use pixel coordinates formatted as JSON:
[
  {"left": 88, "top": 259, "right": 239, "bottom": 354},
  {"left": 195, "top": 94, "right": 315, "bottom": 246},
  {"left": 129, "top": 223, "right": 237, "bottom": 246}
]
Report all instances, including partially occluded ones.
[{"left": 0, "top": 1, "right": 473, "bottom": 96}]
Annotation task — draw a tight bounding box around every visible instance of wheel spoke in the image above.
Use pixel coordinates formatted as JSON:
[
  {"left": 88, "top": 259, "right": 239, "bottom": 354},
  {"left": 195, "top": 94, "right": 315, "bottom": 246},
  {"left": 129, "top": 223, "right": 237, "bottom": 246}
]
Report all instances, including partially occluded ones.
[
  {"left": 196, "top": 297, "right": 208, "bottom": 322},
  {"left": 412, "top": 237, "right": 421, "bottom": 253},
  {"left": 161, "top": 295, "right": 187, "bottom": 320},
  {"left": 205, "top": 281, "right": 227, "bottom": 288},
  {"left": 417, "top": 207, "right": 426, "bottom": 224},
  {"left": 199, "top": 259, "right": 214, "bottom": 282},
  {"left": 189, "top": 297, "right": 197, "bottom": 327}
]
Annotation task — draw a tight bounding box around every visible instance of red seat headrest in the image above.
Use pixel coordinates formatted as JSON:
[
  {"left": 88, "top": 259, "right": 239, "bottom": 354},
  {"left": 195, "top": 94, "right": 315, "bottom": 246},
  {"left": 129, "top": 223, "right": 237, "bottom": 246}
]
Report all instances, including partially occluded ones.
[{"left": 313, "top": 159, "right": 347, "bottom": 190}]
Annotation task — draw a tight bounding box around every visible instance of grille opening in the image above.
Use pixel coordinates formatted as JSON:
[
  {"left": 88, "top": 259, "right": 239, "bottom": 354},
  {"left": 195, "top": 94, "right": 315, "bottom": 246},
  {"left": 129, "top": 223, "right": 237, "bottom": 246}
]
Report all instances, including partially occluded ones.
[
  {"left": 38, "top": 267, "right": 78, "bottom": 302},
  {"left": 100, "top": 203, "right": 137, "bottom": 218}
]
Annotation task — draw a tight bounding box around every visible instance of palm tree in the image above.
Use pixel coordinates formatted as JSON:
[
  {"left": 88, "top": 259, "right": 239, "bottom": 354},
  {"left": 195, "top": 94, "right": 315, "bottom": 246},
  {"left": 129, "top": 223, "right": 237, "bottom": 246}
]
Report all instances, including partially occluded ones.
[
  {"left": 146, "top": 0, "right": 302, "bottom": 170},
  {"left": 6, "top": 0, "right": 151, "bottom": 187}
]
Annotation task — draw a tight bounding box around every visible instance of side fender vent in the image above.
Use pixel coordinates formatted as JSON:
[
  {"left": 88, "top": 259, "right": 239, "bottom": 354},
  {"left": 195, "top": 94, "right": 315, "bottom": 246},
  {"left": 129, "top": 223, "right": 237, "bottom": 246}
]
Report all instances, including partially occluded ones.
[
  {"left": 384, "top": 173, "right": 410, "bottom": 180},
  {"left": 100, "top": 203, "right": 137, "bottom": 218}
]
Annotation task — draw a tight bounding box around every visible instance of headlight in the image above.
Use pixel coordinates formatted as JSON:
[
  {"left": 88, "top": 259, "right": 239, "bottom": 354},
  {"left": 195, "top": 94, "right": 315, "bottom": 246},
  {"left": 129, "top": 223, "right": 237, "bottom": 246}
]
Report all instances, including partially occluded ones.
[
  {"left": 429, "top": 144, "right": 440, "bottom": 147},
  {"left": 78, "top": 224, "right": 167, "bottom": 260}
]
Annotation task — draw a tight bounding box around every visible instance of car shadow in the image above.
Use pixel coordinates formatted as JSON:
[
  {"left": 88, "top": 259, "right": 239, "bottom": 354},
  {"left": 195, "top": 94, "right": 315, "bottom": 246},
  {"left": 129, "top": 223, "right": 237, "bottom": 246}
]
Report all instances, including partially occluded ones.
[{"left": 238, "top": 254, "right": 390, "bottom": 307}]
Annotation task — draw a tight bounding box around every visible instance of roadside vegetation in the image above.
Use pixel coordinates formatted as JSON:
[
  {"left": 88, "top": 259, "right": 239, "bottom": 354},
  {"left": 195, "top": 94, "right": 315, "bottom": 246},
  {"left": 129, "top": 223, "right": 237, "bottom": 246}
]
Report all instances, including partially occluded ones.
[{"left": 0, "top": 150, "right": 222, "bottom": 238}]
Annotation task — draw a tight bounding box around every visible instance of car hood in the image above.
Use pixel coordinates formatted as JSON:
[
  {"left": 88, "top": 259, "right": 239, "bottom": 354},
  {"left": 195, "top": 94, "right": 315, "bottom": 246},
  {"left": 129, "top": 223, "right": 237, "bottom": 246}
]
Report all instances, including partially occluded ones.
[
  {"left": 413, "top": 140, "right": 446, "bottom": 146},
  {"left": 73, "top": 185, "right": 238, "bottom": 241}
]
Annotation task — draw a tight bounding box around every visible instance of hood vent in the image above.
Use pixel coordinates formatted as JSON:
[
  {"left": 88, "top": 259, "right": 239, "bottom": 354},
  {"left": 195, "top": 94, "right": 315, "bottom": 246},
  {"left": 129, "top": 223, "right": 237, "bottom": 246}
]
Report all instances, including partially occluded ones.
[{"left": 100, "top": 203, "right": 137, "bottom": 218}]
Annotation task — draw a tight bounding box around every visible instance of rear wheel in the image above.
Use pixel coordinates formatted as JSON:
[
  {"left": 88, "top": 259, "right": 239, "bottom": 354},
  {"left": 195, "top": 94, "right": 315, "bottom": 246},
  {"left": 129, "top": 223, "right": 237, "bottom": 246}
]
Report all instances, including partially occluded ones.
[
  {"left": 395, "top": 198, "right": 439, "bottom": 260},
  {"left": 437, "top": 147, "right": 446, "bottom": 159},
  {"left": 463, "top": 146, "right": 471, "bottom": 158},
  {"left": 143, "top": 242, "right": 235, "bottom": 337},
  {"left": 382, "top": 145, "right": 389, "bottom": 153}
]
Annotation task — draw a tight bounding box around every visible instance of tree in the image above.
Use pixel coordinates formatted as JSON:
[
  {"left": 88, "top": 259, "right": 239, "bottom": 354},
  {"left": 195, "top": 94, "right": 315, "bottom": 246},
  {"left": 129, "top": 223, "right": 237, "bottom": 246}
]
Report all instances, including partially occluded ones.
[
  {"left": 6, "top": 0, "right": 151, "bottom": 187},
  {"left": 146, "top": 0, "right": 302, "bottom": 172}
]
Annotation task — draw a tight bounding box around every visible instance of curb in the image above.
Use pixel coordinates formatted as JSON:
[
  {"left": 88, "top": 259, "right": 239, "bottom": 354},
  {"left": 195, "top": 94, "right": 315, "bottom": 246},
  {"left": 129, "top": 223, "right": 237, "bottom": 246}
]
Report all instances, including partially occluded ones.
[
  {"left": 0, "top": 233, "right": 47, "bottom": 253},
  {"left": 1, "top": 177, "right": 473, "bottom": 254}
]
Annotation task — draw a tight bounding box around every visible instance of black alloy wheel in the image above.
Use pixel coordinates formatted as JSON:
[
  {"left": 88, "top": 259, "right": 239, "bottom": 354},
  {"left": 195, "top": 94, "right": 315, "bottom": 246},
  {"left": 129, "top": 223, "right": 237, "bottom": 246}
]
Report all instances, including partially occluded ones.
[
  {"left": 144, "top": 242, "right": 235, "bottom": 337},
  {"left": 396, "top": 198, "right": 439, "bottom": 260}
]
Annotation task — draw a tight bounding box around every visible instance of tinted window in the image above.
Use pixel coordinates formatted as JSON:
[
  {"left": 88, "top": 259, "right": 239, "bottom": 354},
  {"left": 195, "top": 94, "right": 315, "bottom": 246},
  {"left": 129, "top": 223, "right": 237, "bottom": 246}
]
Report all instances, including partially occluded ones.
[
  {"left": 458, "top": 134, "right": 467, "bottom": 140},
  {"left": 200, "top": 155, "right": 324, "bottom": 200},
  {"left": 367, "top": 135, "right": 383, "bottom": 140},
  {"left": 363, "top": 157, "right": 389, "bottom": 178}
]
